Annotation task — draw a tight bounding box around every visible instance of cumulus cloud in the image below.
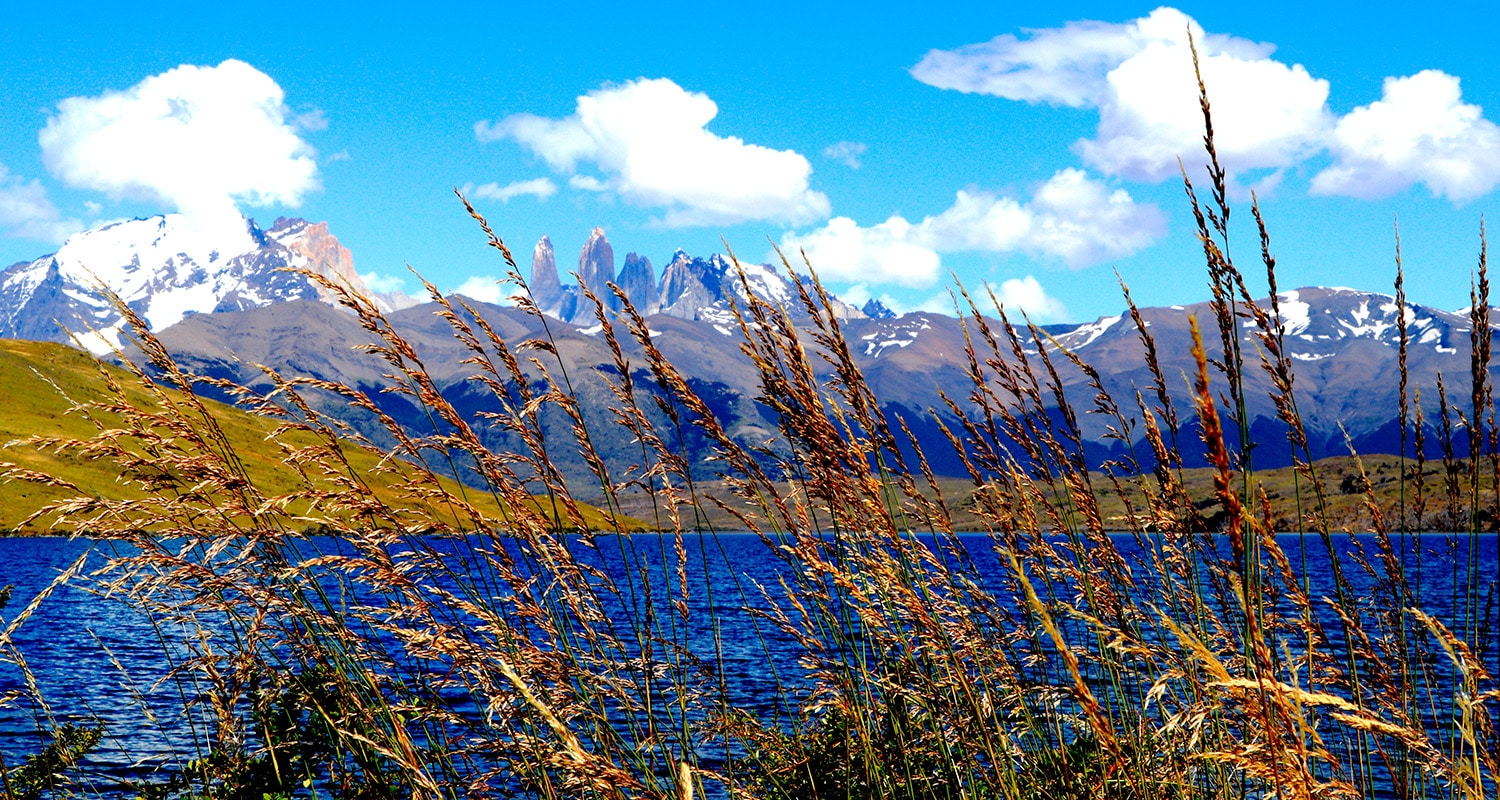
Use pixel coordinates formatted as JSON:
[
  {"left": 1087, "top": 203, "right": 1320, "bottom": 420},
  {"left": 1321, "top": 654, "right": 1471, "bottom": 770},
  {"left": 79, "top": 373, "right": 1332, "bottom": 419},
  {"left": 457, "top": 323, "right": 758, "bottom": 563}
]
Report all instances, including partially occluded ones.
[
  {"left": 39, "top": 59, "right": 319, "bottom": 225},
  {"left": 824, "top": 141, "right": 868, "bottom": 169},
  {"left": 1016, "top": 167, "right": 1165, "bottom": 264},
  {"left": 465, "top": 177, "right": 558, "bottom": 203},
  {"left": 912, "top": 7, "right": 1331, "bottom": 182},
  {"left": 779, "top": 169, "right": 1162, "bottom": 287},
  {"left": 359, "top": 271, "right": 408, "bottom": 294},
  {"left": 990, "top": 276, "right": 1069, "bottom": 321},
  {"left": 477, "top": 78, "right": 830, "bottom": 227},
  {"left": 452, "top": 275, "right": 511, "bottom": 305},
  {"left": 787, "top": 216, "right": 945, "bottom": 287},
  {"left": 1312, "top": 71, "right": 1500, "bottom": 201},
  {"left": 0, "top": 164, "right": 83, "bottom": 243}
]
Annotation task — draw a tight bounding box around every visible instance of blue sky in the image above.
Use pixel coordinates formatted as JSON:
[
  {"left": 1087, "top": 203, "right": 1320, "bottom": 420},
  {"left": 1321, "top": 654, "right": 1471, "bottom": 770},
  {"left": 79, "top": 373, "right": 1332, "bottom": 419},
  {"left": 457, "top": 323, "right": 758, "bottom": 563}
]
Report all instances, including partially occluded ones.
[{"left": 3, "top": 2, "right": 1500, "bottom": 324}]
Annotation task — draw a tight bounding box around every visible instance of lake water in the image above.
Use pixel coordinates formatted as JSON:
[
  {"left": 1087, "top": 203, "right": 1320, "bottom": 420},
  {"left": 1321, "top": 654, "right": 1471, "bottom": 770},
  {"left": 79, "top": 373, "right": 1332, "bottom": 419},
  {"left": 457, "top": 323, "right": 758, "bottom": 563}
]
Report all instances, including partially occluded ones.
[{"left": 1, "top": 531, "right": 1496, "bottom": 796}]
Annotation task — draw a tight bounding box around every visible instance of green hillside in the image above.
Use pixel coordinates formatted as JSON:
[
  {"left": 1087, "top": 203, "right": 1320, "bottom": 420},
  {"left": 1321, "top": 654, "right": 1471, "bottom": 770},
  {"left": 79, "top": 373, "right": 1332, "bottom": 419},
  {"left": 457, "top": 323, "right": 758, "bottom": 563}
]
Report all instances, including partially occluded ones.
[{"left": 0, "top": 339, "right": 633, "bottom": 534}]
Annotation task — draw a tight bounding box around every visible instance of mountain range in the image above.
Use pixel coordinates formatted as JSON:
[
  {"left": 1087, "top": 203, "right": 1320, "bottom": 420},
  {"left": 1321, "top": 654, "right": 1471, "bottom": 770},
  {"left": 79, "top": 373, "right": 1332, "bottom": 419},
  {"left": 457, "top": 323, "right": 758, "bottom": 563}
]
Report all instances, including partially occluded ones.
[
  {"left": 525, "top": 226, "right": 864, "bottom": 326},
  {"left": 0, "top": 215, "right": 1486, "bottom": 484}
]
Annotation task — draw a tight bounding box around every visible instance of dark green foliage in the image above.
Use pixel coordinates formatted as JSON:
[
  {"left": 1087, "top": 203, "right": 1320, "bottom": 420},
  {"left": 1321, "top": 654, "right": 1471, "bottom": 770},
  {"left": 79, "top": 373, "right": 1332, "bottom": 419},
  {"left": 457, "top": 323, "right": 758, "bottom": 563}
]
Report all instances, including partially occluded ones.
[
  {"left": 735, "top": 706, "right": 1188, "bottom": 800},
  {"left": 135, "top": 666, "right": 410, "bottom": 800},
  {"left": 2, "top": 722, "right": 102, "bottom": 800},
  {"left": 1015, "top": 735, "right": 1186, "bottom": 800},
  {"left": 732, "top": 701, "right": 995, "bottom": 800}
]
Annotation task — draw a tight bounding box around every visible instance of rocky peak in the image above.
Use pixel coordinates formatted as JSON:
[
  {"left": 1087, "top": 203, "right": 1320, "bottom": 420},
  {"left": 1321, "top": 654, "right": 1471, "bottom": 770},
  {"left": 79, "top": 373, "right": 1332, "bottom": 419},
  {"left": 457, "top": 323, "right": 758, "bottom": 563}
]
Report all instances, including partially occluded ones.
[
  {"left": 862, "top": 298, "right": 896, "bottom": 319},
  {"left": 514, "top": 229, "right": 869, "bottom": 325},
  {"left": 568, "top": 228, "right": 614, "bottom": 324},
  {"left": 268, "top": 217, "right": 366, "bottom": 304},
  {"left": 529, "top": 235, "right": 565, "bottom": 314},
  {"left": 576, "top": 227, "right": 614, "bottom": 293},
  {"left": 617, "top": 252, "right": 657, "bottom": 312},
  {"left": 656, "top": 250, "right": 725, "bottom": 320}
]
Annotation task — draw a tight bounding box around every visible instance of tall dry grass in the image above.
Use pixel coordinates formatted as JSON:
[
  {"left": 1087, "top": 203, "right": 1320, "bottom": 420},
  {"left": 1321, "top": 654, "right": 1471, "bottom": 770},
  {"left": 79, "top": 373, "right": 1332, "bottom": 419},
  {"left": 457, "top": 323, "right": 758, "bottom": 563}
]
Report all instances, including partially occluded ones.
[{"left": 2, "top": 41, "right": 1500, "bottom": 800}]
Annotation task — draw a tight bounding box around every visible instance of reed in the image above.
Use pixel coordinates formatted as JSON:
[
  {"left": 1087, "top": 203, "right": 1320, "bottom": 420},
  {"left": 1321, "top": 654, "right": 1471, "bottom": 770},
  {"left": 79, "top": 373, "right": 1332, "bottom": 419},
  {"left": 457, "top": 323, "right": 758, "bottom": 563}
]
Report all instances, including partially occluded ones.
[{"left": 4, "top": 48, "right": 1500, "bottom": 800}]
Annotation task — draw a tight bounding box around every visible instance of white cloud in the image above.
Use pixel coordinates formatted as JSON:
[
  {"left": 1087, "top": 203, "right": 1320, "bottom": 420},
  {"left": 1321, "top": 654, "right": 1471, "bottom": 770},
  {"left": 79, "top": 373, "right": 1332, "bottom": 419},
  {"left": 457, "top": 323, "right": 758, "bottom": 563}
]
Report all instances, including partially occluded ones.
[
  {"left": 477, "top": 78, "right": 830, "bottom": 227},
  {"left": 1312, "top": 71, "right": 1500, "bottom": 201},
  {"left": 912, "top": 7, "right": 1331, "bottom": 182},
  {"left": 780, "top": 169, "right": 1162, "bottom": 286},
  {"left": 824, "top": 141, "right": 868, "bottom": 169},
  {"left": 293, "top": 107, "right": 329, "bottom": 132},
  {"left": 359, "top": 271, "right": 408, "bottom": 294},
  {"left": 1016, "top": 167, "right": 1164, "bottom": 265},
  {"left": 569, "top": 175, "right": 608, "bottom": 192},
  {"left": 465, "top": 177, "right": 558, "bottom": 203},
  {"left": 910, "top": 17, "right": 1150, "bottom": 107},
  {"left": 39, "top": 59, "right": 319, "bottom": 225},
  {"left": 990, "top": 276, "right": 1068, "bottom": 322},
  {"left": 0, "top": 164, "right": 83, "bottom": 243},
  {"left": 452, "top": 275, "right": 511, "bottom": 305},
  {"left": 787, "top": 215, "right": 945, "bottom": 287},
  {"left": 832, "top": 282, "right": 880, "bottom": 308}
]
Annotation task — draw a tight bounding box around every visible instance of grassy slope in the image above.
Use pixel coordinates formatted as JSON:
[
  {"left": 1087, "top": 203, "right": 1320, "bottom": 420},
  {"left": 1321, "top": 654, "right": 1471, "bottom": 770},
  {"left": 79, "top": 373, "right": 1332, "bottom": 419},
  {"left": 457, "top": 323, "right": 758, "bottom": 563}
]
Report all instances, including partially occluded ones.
[{"left": 0, "top": 339, "right": 635, "bottom": 533}]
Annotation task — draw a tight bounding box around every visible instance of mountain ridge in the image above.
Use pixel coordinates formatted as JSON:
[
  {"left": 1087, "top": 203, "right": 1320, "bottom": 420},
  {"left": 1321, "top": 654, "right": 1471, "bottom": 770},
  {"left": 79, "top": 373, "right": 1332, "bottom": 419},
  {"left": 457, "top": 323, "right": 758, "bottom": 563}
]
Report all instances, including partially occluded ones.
[
  {"left": 134, "top": 279, "right": 1496, "bottom": 486},
  {"left": 0, "top": 215, "right": 1489, "bottom": 485}
]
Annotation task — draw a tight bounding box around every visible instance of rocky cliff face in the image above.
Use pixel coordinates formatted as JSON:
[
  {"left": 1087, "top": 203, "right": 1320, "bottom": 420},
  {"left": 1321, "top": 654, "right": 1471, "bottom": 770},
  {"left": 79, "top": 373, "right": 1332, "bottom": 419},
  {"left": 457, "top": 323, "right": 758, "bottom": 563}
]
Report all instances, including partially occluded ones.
[
  {"left": 570, "top": 227, "right": 615, "bottom": 324},
  {"left": 271, "top": 219, "right": 357, "bottom": 303},
  {"left": 616, "top": 252, "right": 657, "bottom": 312},
  {"left": 656, "top": 250, "right": 724, "bottom": 319},
  {"left": 529, "top": 235, "right": 568, "bottom": 317},
  {"left": 575, "top": 227, "right": 614, "bottom": 290}
]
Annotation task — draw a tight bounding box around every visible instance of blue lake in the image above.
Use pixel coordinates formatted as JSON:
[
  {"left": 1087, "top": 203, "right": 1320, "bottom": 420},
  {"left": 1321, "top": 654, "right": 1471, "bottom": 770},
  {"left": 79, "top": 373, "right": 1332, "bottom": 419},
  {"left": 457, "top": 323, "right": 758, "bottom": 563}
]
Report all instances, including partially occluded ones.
[{"left": 1, "top": 531, "right": 1496, "bottom": 796}]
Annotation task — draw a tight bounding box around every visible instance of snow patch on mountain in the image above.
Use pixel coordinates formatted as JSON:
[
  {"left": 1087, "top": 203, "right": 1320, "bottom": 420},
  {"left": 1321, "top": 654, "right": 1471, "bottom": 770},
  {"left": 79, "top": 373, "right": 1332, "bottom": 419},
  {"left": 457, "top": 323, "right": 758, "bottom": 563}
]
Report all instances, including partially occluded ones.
[
  {"left": 1276, "top": 291, "right": 1311, "bottom": 336},
  {"left": 727, "top": 260, "right": 792, "bottom": 307},
  {"left": 1056, "top": 315, "right": 1120, "bottom": 349},
  {"left": 861, "top": 316, "right": 932, "bottom": 357},
  {"left": 0, "top": 214, "right": 384, "bottom": 354}
]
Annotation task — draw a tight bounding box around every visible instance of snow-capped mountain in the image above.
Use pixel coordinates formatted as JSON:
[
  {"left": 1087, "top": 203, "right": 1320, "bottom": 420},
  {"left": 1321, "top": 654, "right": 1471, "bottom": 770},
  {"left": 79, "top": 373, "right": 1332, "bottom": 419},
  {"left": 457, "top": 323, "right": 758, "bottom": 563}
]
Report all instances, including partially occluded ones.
[
  {"left": 837, "top": 284, "right": 1485, "bottom": 467},
  {"left": 826, "top": 285, "right": 1469, "bottom": 375},
  {"left": 1043, "top": 286, "right": 1465, "bottom": 360},
  {"left": 0, "top": 214, "right": 409, "bottom": 354}
]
